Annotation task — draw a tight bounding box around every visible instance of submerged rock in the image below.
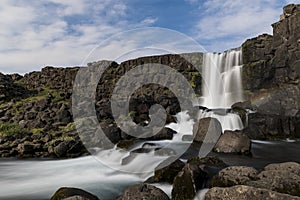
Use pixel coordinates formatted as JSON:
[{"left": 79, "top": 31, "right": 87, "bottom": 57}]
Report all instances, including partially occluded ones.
[
  {"left": 116, "top": 183, "right": 169, "bottom": 200},
  {"left": 50, "top": 187, "right": 99, "bottom": 200}
]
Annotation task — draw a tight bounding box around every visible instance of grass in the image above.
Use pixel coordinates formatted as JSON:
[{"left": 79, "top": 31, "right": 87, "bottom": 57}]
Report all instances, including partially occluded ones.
[
  {"left": 0, "top": 123, "right": 27, "bottom": 136},
  {"left": 31, "top": 128, "right": 44, "bottom": 134},
  {"left": 59, "top": 122, "right": 76, "bottom": 132}
]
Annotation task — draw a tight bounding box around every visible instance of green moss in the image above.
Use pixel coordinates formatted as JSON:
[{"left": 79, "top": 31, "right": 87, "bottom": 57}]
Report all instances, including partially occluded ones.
[
  {"left": 45, "top": 136, "right": 74, "bottom": 147},
  {"left": 0, "top": 123, "right": 27, "bottom": 136},
  {"left": 128, "top": 111, "right": 136, "bottom": 118},
  {"left": 31, "top": 128, "right": 44, "bottom": 134},
  {"left": 59, "top": 122, "right": 76, "bottom": 132}
]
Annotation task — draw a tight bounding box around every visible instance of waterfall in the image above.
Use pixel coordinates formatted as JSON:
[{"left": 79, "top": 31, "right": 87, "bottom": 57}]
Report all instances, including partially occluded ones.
[
  {"left": 199, "top": 49, "right": 244, "bottom": 131},
  {"left": 201, "top": 49, "right": 244, "bottom": 109}
]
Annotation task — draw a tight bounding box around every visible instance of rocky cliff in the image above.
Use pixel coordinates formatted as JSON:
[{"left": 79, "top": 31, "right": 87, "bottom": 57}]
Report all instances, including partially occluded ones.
[
  {"left": 0, "top": 54, "right": 202, "bottom": 158},
  {"left": 241, "top": 4, "right": 300, "bottom": 139}
]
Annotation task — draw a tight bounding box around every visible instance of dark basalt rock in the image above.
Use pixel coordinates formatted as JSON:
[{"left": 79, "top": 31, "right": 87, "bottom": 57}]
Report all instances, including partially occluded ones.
[
  {"left": 241, "top": 4, "right": 300, "bottom": 139},
  {"left": 51, "top": 187, "right": 99, "bottom": 200},
  {"left": 210, "top": 162, "right": 300, "bottom": 197},
  {"left": 213, "top": 130, "right": 251, "bottom": 155},
  {"left": 211, "top": 166, "right": 258, "bottom": 187},
  {"left": 247, "top": 162, "right": 300, "bottom": 196},
  {"left": 171, "top": 156, "right": 226, "bottom": 200},
  {"left": 172, "top": 162, "right": 207, "bottom": 200},
  {"left": 193, "top": 117, "right": 222, "bottom": 143},
  {"left": 0, "top": 72, "right": 30, "bottom": 103},
  {"left": 116, "top": 183, "right": 170, "bottom": 200},
  {"left": 153, "top": 159, "right": 185, "bottom": 184},
  {"left": 205, "top": 185, "right": 300, "bottom": 200}
]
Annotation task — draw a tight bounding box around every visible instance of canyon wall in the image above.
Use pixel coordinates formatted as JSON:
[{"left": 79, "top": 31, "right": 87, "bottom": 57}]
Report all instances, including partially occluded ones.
[{"left": 242, "top": 4, "right": 300, "bottom": 138}]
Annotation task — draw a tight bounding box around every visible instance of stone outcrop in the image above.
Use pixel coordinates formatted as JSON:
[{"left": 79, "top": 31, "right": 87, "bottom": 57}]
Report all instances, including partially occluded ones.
[
  {"left": 0, "top": 54, "right": 202, "bottom": 158},
  {"left": 242, "top": 4, "right": 300, "bottom": 139}
]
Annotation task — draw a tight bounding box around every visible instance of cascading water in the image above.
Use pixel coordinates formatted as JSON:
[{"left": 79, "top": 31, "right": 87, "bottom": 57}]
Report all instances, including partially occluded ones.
[
  {"left": 201, "top": 49, "right": 244, "bottom": 108},
  {"left": 199, "top": 49, "right": 244, "bottom": 131}
]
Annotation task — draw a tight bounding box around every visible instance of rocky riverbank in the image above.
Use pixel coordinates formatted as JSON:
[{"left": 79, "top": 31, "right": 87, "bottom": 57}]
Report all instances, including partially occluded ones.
[{"left": 48, "top": 158, "right": 300, "bottom": 200}]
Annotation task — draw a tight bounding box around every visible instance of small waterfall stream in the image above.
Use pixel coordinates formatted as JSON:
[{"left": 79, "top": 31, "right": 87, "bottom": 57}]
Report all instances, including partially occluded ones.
[
  {"left": 201, "top": 49, "right": 244, "bottom": 109},
  {"left": 199, "top": 49, "right": 244, "bottom": 131}
]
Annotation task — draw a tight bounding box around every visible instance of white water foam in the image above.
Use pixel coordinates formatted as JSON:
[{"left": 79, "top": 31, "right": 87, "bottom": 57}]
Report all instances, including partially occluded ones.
[{"left": 198, "top": 110, "right": 243, "bottom": 132}]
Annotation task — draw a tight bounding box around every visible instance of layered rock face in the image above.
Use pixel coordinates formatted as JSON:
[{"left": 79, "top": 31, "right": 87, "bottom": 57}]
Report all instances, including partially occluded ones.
[
  {"left": 242, "top": 4, "right": 300, "bottom": 139},
  {"left": 0, "top": 54, "right": 203, "bottom": 158}
]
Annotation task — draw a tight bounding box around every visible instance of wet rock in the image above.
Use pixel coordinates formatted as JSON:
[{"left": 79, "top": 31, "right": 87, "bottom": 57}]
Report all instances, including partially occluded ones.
[
  {"left": 214, "top": 131, "right": 251, "bottom": 155},
  {"left": 116, "top": 183, "right": 169, "bottom": 200},
  {"left": 172, "top": 161, "right": 207, "bottom": 200},
  {"left": 149, "top": 128, "right": 176, "bottom": 140},
  {"left": 50, "top": 187, "right": 99, "bottom": 200},
  {"left": 193, "top": 117, "right": 222, "bottom": 143},
  {"left": 100, "top": 122, "right": 122, "bottom": 144},
  {"left": 205, "top": 185, "right": 300, "bottom": 200},
  {"left": 54, "top": 142, "right": 68, "bottom": 157},
  {"left": 154, "top": 159, "right": 185, "bottom": 183}
]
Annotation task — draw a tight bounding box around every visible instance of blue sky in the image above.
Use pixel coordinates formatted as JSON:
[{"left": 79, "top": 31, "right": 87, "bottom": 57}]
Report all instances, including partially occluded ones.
[{"left": 0, "top": 0, "right": 298, "bottom": 74}]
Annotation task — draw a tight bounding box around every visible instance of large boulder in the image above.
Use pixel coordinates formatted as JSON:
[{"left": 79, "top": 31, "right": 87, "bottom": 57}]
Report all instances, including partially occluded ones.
[
  {"left": 172, "top": 163, "right": 207, "bottom": 200},
  {"left": 192, "top": 117, "right": 222, "bottom": 143},
  {"left": 212, "top": 166, "right": 258, "bottom": 187},
  {"left": 153, "top": 159, "right": 185, "bottom": 184},
  {"left": 50, "top": 187, "right": 99, "bottom": 200},
  {"left": 213, "top": 131, "right": 251, "bottom": 155},
  {"left": 205, "top": 185, "right": 300, "bottom": 200},
  {"left": 116, "top": 183, "right": 169, "bottom": 200},
  {"left": 264, "top": 162, "right": 300, "bottom": 175},
  {"left": 247, "top": 162, "right": 300, "bottom": 196}
]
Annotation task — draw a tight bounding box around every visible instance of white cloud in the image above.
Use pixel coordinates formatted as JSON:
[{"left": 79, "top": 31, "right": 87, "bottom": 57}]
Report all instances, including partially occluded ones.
[
  {"left": 189, "top": 0, "right": 283, "bottom": 52},
  {"left": 0, "top": 0, "right": 159, "bottom": 74},
  {"left": 140, "top": 17, "right": 158, "bottom": 26},
  {"left": 285, "top": 0, "right": 300, "bottom": 4}
]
